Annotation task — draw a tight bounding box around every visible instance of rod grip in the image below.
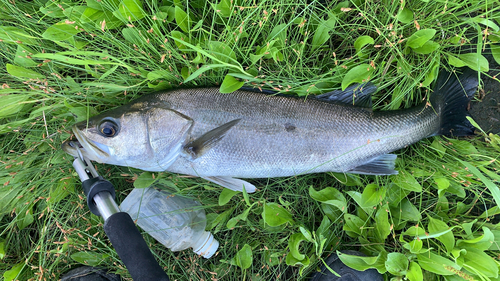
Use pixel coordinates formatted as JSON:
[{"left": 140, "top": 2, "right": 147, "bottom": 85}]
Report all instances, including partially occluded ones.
[{"left": 104, "top": 212, "right": 169, "bottom": 281}]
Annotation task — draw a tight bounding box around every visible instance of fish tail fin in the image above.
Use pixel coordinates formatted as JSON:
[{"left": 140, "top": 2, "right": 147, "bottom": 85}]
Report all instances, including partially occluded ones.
[{"left": 430, "top": 68, "right": 478, "bottom": 137}]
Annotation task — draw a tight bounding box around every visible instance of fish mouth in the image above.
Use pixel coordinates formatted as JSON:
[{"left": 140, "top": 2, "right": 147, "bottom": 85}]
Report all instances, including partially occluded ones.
[{"left": 61, "top": 125, "right": 110, "bottom": 162}]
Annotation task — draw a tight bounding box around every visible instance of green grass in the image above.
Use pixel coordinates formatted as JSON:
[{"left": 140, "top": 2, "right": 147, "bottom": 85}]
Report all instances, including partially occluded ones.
[{"left": 1, "top": 0, "right": 500, "bottom": 280}]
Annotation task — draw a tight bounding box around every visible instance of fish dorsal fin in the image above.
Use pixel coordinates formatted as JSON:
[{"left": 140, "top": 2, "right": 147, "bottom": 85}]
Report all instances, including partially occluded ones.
[
  {"left": 348, "top": 154, "right": 398, "bottom": 175},
  {"left": 202, "top": 176, "right": 256, "bottom": 193},
  {"left": 184, "top": 119, "right": 241, "bottom": 159},
  {"left": 315, "top": 83, "right": 376, "bottom": 108}
]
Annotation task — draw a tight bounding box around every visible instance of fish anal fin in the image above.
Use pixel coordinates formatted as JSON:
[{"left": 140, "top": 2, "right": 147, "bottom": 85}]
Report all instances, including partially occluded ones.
[
  {"left": 348, "top": 154, "right": 398, "bottom": 175},
  {"left": 202, "top": 176, "right": 256, "bottom": 193},
  {"left": 184, "top": 119, "right": 241, "bottom": 159},
  {"left": 315, "top": 83, "right": 376, "bottom": 108}
]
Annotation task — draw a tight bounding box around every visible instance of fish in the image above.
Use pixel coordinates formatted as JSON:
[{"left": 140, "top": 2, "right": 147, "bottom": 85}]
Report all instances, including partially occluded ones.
[{"left": 62, "top": 69, "right": 478, "bottom": 193}]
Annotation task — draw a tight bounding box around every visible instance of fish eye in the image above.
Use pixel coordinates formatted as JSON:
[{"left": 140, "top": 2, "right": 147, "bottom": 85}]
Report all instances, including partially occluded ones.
[{"left": 98, "top": 120, "right": 119, "bottom": 137}]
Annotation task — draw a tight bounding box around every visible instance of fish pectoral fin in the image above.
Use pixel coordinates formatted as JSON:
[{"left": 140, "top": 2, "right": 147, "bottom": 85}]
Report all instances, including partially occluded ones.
[
  {"left": 348, "top": 154, "right": 398, "bottom": 175},
  {"left": 315, "top": 82, "right": 376, "bottom": 108},
  {"left": 184, "top": 119, "right": 241, "bottom": 159},
  {"left": 202, "top": 176, "right": 256, "bottom": 193}
]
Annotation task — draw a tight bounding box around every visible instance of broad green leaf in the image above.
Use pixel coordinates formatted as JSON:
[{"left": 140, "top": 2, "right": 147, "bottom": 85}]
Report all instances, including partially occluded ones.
[
  {"left": 321, "top": 204, "right": 343, "bottom": 223},
  {"left": 262, "top": 202, "right": 294, "bottom": 226},
  {"left": 116, "top": 0, "right": 145, "bottom": 21},
  {"left": 206, "top": 207, "right": 234, "bottom": 233},
  {"left": 40, "top": 1, "right": 69, "bottom": 18},
  {"left": 16, "top": 207, "right": 34, "bottom": 230},
  {"left": 133, "top": 172, "right": 157, "bottom": 188},
  {"left": 84, "top": 8, "right": 123, "bottom": 30},
  {"left": 403, "top": 226, "right": 426, "bottom": 237},
  {"left": 386, "top": 183, "right": 411, "bottom": 207},
  {"left": 309, "top": 186, "right": 347, "bottom": 212},
  {"left": 220, "top": 75, "right": 244, "bottom": 93},
  {"left": 341, "top": 64, "right": 374, "bottom": 90},
  {"left": 492, "top": 45, "right": 500, "bottom": 65},
  {"left": 14, "top": 45, "right": 37, "bottom": 67},
  {"left": 63, "top": 6, "right": 88, "bottom": 22},
  {"left": 317, "top": 215, "right": 332, "bottom": 237},
  {"left": 242, "top": 184, "right": 250, "bottom": 206},
  {"left": 156, "top": 6, "right": 175, "bottom": 22},
  {"left": 462, "top": 247, "right": 498, "bottom": 278},
  {"left": 354, "top": 35, "right": 374, "bottom": 54},
  {"left": 337, "top": 250, "right": 388, "bottom": 274},
  {"left": 0, "top": 26, "right": 38, "bottom": 45},
  {"left": 181, "top": 66, "right": 190, "bottom": 80},
  {"left": 421, "top": 61, "right": 439, "bottom": 87},
  {"left": 417, "top": 251, "right": 460, "bottom": 275},
  {"left": 285, "top": 251, "right": 310, "bottom": 267},
  {"left": 398, "top": 199, "right": 422, "bottom": 222},
  {"left": 412, "top": 40, "right": 440, "bottom": 54},
  {"left": 404, "top": 239, "right": 423, "bottom": 254},
  {"left": 184, "top": 64, "right": 225, "bottom": 83},
  {"left": 226, "top": 205, "right": 252, "bottom": 229},
  {"left": 472, "top": 17, "right": 499, "bottom": 32},
  {"left": 0, "top": 238, "right": 5, "bottom": 260},
  {"left": 428, "top": 217, "right": 454, "bottom": 253},
  {"left": 49, "top": 177, "right": 75, "bottom": 204},
  {"left": 171, "top": 31, "right": 188, "bottom": 49},
  {"left": 6, "top": 64, "right": 44, "bottom": 79},
  {"left": 219, "top": 188, "right": 239, "bottom": 206},
  {"left": 456, "top": 227, "right": 495, "bottom": 251},
  {"left": 430, "top": 139, "right": 446, "bottom": 158},
  {"left": 434, "top": 177, "right": 450, "bottom": 197},
  {"left": 448, "top": 55, "right": 466, "bottom": 67},
  {"left": 3, "top": 262, "right": 24, "bottom": 281},
  {"left": 266, "top": 23, "right": 287, "bottom": 48},
  {"left": 147, "top": 69, "right": 176, "bottom": 82},
  {"left": 0, "top": 94, "right": 29, "bottom": 118},
  {"left": 175, "top": 6, "right": 191, "bottom": 33},
  {"left": 208, "top": 41, "right": 237, "bottom": 63},
  {"left": 214, "top": 0, "right": 232, "bottom": 17},
  {"left": 407, "top": 29, "right": 436, "bottom": 48},
  {"left": 407, "top": 262, "right": 423, "bottom": 281},
  {"left": 311, "top": 18, "right": 336, "bottom": 51},
  {"left": 71, "top": 251, "right": 109, "bottom": 266},
  {"left": 458, "top": 53, "right": 489, "bottom": 72},
  {"left": 374, "top": 204, "right": 391, "bottom": 242},
  {"left": 233, "top": 244, "right": 252, "bottom": 269},
  {"left": 360, "top": 184, "right": 386, "bottom": 208},
  {"left": 398, "top": 8, "right": 413, "bottom": 24},
  {"left": 391, "top": 170, "right": 422, "bottom": 192},
  {"left": 343, "top": 214, "right": 365, "bottom": 236},
  {"left": 385, "top": 252, "right": 409, "bottom": 276},
  {"left": 289, "top": 233, "right": 307, "bottom": 260},
  {"left": 42, "top": 20, "right": 81, "bottom": 41}
]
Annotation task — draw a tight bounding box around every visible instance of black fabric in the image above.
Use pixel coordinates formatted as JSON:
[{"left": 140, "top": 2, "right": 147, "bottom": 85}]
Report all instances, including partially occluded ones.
[
  {"left": 104, "top": 212, "right": 170, "bottom": 281},
  {"left": 61, "top": 266, "right": 121, "bottom": 281},
  {"left": 310, "top": 250, "right": 384, "bottom": 281}
]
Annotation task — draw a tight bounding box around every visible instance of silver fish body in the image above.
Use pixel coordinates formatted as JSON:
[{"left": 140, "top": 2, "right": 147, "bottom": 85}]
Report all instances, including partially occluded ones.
[{"left": 63, "top": 70, "right": 477, "bottom": 192}]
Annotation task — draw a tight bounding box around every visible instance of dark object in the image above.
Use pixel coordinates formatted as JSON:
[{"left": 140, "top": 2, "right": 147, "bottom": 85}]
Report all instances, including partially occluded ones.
[
  {"left": 82, "top": 176, "right": 116, "bottom": 216},
  {"left": 311, "top": 251, "right": 384, "bottom": 281},
  {"left": 104, "top": 212, "right": 170, "bottom": 281},
  {"left": 60, "top": 266, "right": 121, "bottom": 281},
  {"left": 70, "top": 147, "right": 170, "bottom": 281}
]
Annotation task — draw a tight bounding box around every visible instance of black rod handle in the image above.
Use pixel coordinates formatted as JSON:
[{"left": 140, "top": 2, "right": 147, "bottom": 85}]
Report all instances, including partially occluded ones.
[{"left": 104, "top": 212, "right": 170, "bottom": 281}]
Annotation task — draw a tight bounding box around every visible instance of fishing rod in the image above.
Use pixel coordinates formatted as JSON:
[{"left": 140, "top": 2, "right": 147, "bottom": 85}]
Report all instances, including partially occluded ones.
[{"left": 69, "top": 142, "right": 170, "bottom": 281}]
